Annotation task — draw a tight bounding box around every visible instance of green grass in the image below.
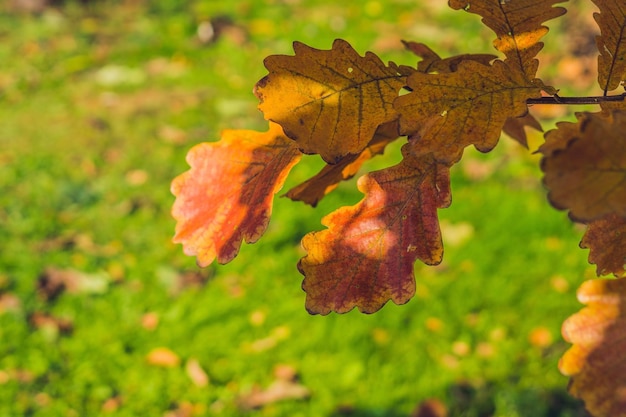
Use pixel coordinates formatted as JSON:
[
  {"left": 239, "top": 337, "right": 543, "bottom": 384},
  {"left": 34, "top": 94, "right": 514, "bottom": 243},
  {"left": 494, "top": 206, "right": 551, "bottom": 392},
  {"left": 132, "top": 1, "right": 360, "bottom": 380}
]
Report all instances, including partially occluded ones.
[{"left": 0, "top": 1, "right": 596, "bottom": 416}]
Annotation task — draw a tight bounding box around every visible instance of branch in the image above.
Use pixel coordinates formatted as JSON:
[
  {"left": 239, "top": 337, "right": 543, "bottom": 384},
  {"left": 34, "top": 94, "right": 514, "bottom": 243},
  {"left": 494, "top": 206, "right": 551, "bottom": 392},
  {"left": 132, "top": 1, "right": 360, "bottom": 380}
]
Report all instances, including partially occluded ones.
[{"left": 527, "top": 93, "right": 626, "bottom": 105}]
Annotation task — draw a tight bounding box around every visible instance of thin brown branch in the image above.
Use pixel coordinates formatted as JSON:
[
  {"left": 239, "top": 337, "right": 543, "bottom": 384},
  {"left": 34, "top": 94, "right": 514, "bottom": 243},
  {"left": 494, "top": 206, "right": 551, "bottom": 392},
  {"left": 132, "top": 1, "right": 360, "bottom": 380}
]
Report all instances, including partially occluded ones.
[{"left": 527, "top": 93, "right": 626, "bottom": 105}]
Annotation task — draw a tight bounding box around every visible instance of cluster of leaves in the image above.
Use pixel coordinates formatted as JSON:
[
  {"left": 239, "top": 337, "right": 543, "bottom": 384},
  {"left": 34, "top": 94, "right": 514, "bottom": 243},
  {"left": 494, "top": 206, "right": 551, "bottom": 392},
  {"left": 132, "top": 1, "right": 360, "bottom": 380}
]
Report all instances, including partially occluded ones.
[{"left": 171, "top": 0, "right": 626, "bottom": 415}]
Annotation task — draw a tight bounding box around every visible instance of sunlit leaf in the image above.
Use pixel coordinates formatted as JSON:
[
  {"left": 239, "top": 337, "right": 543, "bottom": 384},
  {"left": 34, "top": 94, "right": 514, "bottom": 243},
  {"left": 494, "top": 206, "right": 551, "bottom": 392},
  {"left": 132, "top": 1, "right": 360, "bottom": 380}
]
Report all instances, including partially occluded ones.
[
  {"left": 581, "top": 213, "right": 626, "bottom": 277},
  {"left": 171, "top": 122, "right": 302, "bottom": 266},
  {"left": 540, "top": 110, "right": 626, "bottom": 222},
  {"left": 592, "top": 0, "right": 626, "bottom": 93},
  {"left": 254, "top": 39, "right": 407, "bottom": 163},
  {"left": 449, "top": 0, "right": 567, "bottom": 78},
  {"left": 299, "top": 146, "right": 450, "bottom": 315},
  {"left": 284, "top": 121, "right": 400, "bottom": 207},
  {"left": 395, "top": 60, "right": 544, "bottom": 163},
  {"left": 560, "top": 278, "right": 626, "bottom": 417}
]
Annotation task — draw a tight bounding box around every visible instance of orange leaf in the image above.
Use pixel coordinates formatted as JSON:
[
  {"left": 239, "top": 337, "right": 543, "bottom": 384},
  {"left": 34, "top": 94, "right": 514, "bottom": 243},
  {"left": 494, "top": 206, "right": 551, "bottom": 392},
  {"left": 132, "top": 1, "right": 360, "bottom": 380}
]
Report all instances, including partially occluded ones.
[
  {"left": 559, "top": 278, "right": 626, "bottom": 417},
  {"left": 540, "top": 110, "right": 626, "bottom": 222},
  {"left": 171, "top": 122, "right": 301, "bottom": 266},
  {"left": 395, "top": 60, "right": 543, "bottom": 163},
  {"left": 449, "top": 0, "right": 567, "bottom": 78},
  {"left": 592, "top": 0, "right": 626, "bottom": 93},
  {"left": 284, "top": 121, "right": 400, "bottom": 207},
  {"left": 299, "top": 146, "right": 450, "bottom": 315},
  {"left": 254, "top": 39, "right": 407, "bottom": 163},
  {"left": 146, "top": 347, "right": 180, "bottom": 367},
  {"left": 581, "top": 213, "right": 626, "bottom": 277}
]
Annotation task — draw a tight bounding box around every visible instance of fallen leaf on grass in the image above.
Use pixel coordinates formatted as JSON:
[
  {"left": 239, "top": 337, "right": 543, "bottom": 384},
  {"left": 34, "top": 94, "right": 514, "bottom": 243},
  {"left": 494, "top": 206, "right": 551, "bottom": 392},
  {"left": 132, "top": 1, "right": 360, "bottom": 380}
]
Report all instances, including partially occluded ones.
[
  {"left": 146, "top": 347, "right": 180, "bottom": 368},
  {"left": 185, "top": 358, "right": 209, "bottom": 387},
  {"left": 237, "top": 366, "right": 310, "bottom": 410},
  {"left": 29, "top": 312, "right": 73, "bottom": 335}
]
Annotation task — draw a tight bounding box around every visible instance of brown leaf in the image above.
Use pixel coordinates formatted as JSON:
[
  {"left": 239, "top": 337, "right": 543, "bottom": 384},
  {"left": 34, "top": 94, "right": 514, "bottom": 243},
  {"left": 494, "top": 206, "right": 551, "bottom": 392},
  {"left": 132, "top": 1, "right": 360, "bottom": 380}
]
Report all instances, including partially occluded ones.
[
  {"left": 238, "top": 380, "right": 310, "bottom": 410},
  {"left": 540, "top": 110, "right": 626, "bottom": 222},
  {"left": 560, "top": 278, "right": 626, "bottom": 417},
  {"left": 411, "top": 398, "right": 448, "bottom": 417},
  {"left": 254, "top": 39, "right": 407, "bottom": 163},
  {"left": 592, "top": 0, "right": 626, "bottom": 93},
  {"left": 29, "top": 312, "right": 73, "bottom": 335},
  {"left": 449, "top": 0, "right": 567, "bottom": 78},
  {"left": 502, "top": 112, "right": 543, "bottom": 148},
  {"left": 171, "top": 122, "right": 302, "bottom": 266},
  {"left": 284, "top": 121, "right": 400, "bottom": 207},
  {"left": 299, "top": 146, "right": 450, "bottom": 315},
  {"left": 395, "top": 60, "right": 543, "bottom": 164},
  {"left": 581, "top": 213, "right": 626, "bottom": 277},
  {"left": 402, "top": 40, "right": 496, "bottom": 74}
]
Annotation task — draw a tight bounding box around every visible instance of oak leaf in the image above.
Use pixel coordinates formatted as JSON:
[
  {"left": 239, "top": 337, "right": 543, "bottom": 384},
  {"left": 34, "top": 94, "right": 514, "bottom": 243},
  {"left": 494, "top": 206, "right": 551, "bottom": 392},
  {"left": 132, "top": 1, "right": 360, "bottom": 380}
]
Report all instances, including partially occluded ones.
[
  {"left": 448, "top": 0, "right": 567, "bottom": 78},
  {"left": 298, "top": 146, "right": 451, "bottom": 315},
  {"left": 592, "top": 0, "right": 626, "bottom": 93},
  {"left": 171, "top": 123, "right": 301, "bottom": 266},
  {"left": 540, "top": 110, "right": 626, "bottom": 222},
  {"left": 581, "top": 213, "right": 626, "bottom": 277},
  {"left": 559, "top": 278, "right": 626, "bottom": 417},
  {"left": 254, "top": 39, "right": 407, "bottom": 163},
  {"left": 502, "top": 112, "right": 543, "bottom": 148},
  {"left": 395, "top": 60, "right": 544, "bottom": 163},
  {"left": 402, "top": 40, "right": 496, "bottom": 74},
  {"left": 284, "top": 121, "right": 400, "bottom": 207}
]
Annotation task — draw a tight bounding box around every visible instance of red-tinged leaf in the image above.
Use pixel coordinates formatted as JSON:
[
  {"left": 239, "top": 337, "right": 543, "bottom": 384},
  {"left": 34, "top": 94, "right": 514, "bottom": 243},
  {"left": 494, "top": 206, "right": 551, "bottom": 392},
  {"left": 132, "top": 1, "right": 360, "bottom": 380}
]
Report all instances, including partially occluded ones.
[
  {"left": 449, "top": 0, "right": 567, "bottom": 78},
  {"left": 284, "top": 121, "right": 400, "bottom": 207},
  {"left": 254, "top": 39, "right": 407, "bottom": 163},
  {"left": 395, "top": 60, "right": 543, "bottom": 163},
  {"left": 559, "top": 278, "right": 626, "bottom": 417},
  {"left": 581, "top": 213, "right": 626, "bottom": 277},
  {"left": 298, "top": 146, "right": 451, "bottom": 315},
  {"left": 540, "top": 110, "right": 626, "bottom": 222},
  {"left": 171, "top": 123, "right": 302, "bottom": 266},
  {"left": 402, "top": 40, "right": 496, "bottom": 74},
  {"left": 502, "top": 112, "right": 543, "bottom": 148},
  {"left": 592, "top": 0, "right": 626, "bottom": 93}
]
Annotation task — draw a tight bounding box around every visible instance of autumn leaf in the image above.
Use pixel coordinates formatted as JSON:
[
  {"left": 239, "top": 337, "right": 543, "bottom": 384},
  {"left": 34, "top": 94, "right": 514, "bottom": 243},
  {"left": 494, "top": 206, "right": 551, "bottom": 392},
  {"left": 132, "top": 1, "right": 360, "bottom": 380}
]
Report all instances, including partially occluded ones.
[
  {"left": 402, "top": 40, "right": 496, "bottom": 74},
  {"left": 592, "top": 0, "right": 626, "bottom": 94},
  {"left": 448, "top": 0, "right": 567, "bottom": 78},
  {"left": 395, "top": 60, "right": 544, "bottom": 163},
  {"left": 559, "top": 278, "right": 626, "bottom": 417},
  {"left": 581, "top": 213, "right": 626, "bottom": 277},
  {"left": 540, "top": 110, "right": 626, "bottom": 222},
  {"left": 284, "top": 121, "right": 400, "bottom": 207},
  {"left": 254, "top": 39, "right": 407, "bottom": 163},
  {"left": 171, "top": 122, "right": 301, "bottom": 266},
  {"left": 502, "top": 112, "right": 543, "bottom": 148},
  {"left": 299, "top": 146, "right": 450, "bottom": 315}
]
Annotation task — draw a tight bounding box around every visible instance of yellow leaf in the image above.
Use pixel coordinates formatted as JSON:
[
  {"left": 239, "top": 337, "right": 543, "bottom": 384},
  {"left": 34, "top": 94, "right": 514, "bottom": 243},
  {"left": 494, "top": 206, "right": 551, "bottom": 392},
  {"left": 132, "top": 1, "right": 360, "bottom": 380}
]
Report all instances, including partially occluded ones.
[
  {"left": 254, "top": 39, "right": 407, "bottom": 163},
  {"left": 395, "top": 60, "right": 543, "bottom": 164},
  {"left": 449, "top": 0, "right": 567, "bottom": 78}
]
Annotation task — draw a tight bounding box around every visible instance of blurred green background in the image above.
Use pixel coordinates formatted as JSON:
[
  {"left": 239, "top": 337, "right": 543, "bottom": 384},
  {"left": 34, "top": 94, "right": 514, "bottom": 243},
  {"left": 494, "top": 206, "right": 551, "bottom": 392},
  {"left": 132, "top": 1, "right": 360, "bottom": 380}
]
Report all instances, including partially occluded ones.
[{"left": 0, "top": 0, "right": 601, "bottom": 416}]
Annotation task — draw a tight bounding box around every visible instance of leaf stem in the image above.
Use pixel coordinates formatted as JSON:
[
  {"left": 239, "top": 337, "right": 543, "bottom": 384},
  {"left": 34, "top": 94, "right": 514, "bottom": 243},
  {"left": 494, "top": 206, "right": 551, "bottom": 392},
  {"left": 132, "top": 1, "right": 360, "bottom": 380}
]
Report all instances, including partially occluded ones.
[{"left": 527, "top": 93, "right": 626, "bottom": 105}]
